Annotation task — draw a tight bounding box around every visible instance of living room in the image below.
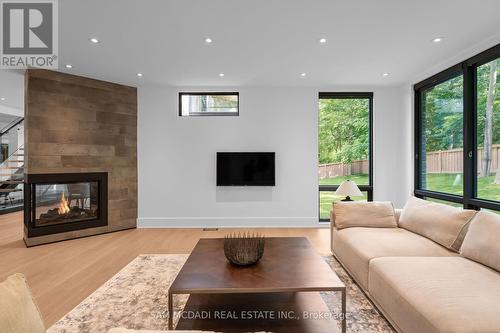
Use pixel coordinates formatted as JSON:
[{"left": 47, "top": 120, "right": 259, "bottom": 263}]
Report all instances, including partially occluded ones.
[{"left": 0, "top": 1, "right": 499, "bottom": 332}]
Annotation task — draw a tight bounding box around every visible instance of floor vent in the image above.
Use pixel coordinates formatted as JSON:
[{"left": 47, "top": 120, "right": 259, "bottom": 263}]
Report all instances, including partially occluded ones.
[{"left": 203, "top": 228, "right": 219, "bottom": 231}]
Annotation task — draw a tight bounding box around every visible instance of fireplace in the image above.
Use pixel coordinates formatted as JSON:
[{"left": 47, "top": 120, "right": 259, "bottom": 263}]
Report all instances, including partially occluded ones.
[{"left": 24, "top": 173, "right": 108, "bottom": 238}]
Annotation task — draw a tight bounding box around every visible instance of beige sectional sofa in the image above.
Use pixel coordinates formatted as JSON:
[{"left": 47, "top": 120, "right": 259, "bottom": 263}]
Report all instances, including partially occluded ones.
[{"left": 331, "top": 197, "right": 500, "bottom": 333}]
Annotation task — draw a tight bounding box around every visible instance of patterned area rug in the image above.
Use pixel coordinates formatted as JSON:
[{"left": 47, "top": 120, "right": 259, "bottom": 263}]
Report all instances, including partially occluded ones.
[
  {"left": 322, "top": 256, "right": 395, "bottom": 332},
  {"left": 48, "top": 254, "right": 395, "bottom": 333}
]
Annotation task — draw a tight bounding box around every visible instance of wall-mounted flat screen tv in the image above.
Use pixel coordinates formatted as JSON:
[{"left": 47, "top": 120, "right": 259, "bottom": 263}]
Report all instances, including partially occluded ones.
[{"left": 217, "top": 152, "right": 275, "bottom": 186}]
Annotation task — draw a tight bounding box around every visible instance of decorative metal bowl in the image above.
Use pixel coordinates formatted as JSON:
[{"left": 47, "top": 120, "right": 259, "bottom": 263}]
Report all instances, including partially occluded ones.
[{"left": 224, "top": 232, "right": 265, "bottom": 266}]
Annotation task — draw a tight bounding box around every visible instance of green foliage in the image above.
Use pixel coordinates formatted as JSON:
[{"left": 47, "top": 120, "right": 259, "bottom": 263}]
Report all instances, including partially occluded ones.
[
  {"left": 319, "top": 173, "right": 500, "bottom": 219},
  {"left": 209, "top": 95, "right": 238, "bottom": 108},
  {"left": 424, "top": 173, "right": 499, "bottom": 201},
  {"left": 476, "top": 60, "right": 500, "bottom": 147},
  {"left": 423, "top": 61, "right": 499, "bottom": 152},
  {"left": 318, "top": 60, "right": 499, "bottom": 167},
  {"left": 319, "top": 99, "right": 369, "bottom": 164},
  {"left": 422, "top": 75, "right": 464, "bottom": 151}
]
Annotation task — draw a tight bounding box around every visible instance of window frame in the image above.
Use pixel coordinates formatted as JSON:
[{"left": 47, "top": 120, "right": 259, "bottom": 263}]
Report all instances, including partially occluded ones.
[
  {"left": 178, "top": 92, "right": 240, "bottom": 117},
  {"left": 414, "top": 43, "right": 500, "bottom": 212},
  {"left": 318, "top": 92, "right": 374, "bottom": 222}
]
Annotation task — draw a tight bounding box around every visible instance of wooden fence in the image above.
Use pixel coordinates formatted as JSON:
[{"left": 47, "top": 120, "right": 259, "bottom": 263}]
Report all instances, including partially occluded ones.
[
  {"left": 318, "top": 144, "right": 500, "bottom": 179},
  {"left": 426, "top": 145, "right": 500, "bottom": 173},
  {"left": 318, "top": 160, "right": 369, "bottom": 179}
]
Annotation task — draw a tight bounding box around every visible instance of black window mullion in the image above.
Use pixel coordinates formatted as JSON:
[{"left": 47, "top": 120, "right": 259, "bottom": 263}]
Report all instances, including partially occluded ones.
[
  {"left": 463, "top": 64, "right": 476, "bottom": 209},
  {"left": 178, "top": 92, "right": 239, "bottom": 116},
  {"left": 319, "top": 185, "right": 373, "bottom": 192},
  {"left": 469, "top": 198, "right": 500, "bottom": 211},
  {"left": 415, "top": 43, "right": 500, "bottom": 212},
  {"left": 414, "top": 70, "right": 464, "bottom": 200},
  {"left": 414, "top": 89, "right": 422, "bottom": 193},
  {"left": 368, "top": 96, "right": 374, "bottom": 189},
  {"left": 414, "top": 189, "right": 463, "bottom": 204},
  {"left": 318, "top": 92, "right": 373, "bottom": 222}
]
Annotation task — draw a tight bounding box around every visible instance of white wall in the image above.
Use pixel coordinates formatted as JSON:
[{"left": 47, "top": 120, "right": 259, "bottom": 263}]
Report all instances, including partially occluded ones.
[
  {"left": 373, "top": 85, "right": 413, "bottom": 207},
  {"left": 138, "top": 85, "right": 412, "bottom": 228},
  {"left": 0, "top": 105, "right": 23, "bottom": 117},
  {"left": 0, "top": 70, "right": 24, "bottom": 116}
]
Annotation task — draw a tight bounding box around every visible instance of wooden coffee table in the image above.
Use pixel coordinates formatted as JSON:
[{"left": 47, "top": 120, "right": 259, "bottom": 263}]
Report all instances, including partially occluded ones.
[{"left": 168, "top": 237, "right": 346, "bottom": 333}]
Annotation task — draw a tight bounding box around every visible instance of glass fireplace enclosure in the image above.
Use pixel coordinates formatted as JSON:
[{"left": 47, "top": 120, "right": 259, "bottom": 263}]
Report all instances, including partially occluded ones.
[
  {"left": 35, "top": 182, "right": 99, "bottom": 226},
  {"left": 25, "top": 173, "right": 107, "bottom": 238}
]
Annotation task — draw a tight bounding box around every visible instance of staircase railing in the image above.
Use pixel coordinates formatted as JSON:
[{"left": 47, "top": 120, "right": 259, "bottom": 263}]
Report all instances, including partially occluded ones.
[
  {"left": 0, "top": 118, "right": 24, "bottom": 164},
  {"left": 0, "top": 118, "right": 24, "bottom": 212},
  {"left": 0, "top": 116, "right": 24, "bottom": 136}
]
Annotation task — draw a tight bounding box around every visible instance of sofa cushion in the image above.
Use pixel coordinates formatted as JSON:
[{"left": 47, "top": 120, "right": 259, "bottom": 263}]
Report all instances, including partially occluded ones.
[
  {"left": 0, "top": 273, "right": 45, "bottom": 333},
  {"left": 331, "top": 227, "right": 455, "bottom": 291},
  {"left": 333, "top": 201, "right": 397, "bottom": 229},
  {"left": 461, "top": 211, "right": 500, "bottom": 272},
  {"left": 399, "top": 196, "right": 477, "bottom": 252},
  {"left": 394, "top": 208, "right": 402, "bottom": 224},
  {"left": 369, "top": 257, "right": 500, "bottom": 333}
]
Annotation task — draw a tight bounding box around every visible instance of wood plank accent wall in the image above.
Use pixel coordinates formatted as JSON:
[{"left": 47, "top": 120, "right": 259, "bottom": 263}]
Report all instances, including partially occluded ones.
[{"left": 24, "top": 69, "right": 137, "bottom": 246}]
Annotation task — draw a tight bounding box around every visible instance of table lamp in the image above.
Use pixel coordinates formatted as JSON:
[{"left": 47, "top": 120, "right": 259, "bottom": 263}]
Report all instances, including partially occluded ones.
[{"left": 335, "top": 180, "right": 363, "bottom": 201}]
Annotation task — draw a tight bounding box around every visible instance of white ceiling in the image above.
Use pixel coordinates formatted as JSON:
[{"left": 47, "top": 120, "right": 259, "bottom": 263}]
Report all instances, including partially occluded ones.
[
  {"left": 1, "top": 0, "right": 500, "bottom": 110},
  {"left": 58, "top": 0, "right": 500, "bottom": 87}
]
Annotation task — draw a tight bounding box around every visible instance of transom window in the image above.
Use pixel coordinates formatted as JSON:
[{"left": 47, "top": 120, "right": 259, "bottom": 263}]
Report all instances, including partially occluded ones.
[{"left": 179, "top": 92, "right": 239, "bottom": 116}]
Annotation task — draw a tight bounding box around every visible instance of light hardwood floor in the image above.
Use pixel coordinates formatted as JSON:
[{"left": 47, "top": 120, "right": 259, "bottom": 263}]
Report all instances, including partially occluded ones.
[{"left": 0, "top": 211, "right": 331, "bottom": 327}]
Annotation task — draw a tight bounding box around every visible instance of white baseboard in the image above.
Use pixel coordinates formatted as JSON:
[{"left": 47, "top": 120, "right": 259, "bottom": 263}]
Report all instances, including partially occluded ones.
[{"left": 137, "top": 216, "right": 327, "bottom": 228}]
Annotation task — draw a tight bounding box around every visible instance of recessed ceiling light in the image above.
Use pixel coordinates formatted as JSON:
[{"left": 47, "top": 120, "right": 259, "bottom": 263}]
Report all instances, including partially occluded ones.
[
  {"left": 204, "top": 37, "right": 213, "bottom": 44},
  {"left": 300, "top": 72, "right": 307, "bottom": 77},
  {"left": 0, "top": 97, "right": 5, "bottom": 101},
  {"left": 89, "top": 37, "right": 100, "bottom": 44},
  {"left": 219, "top": 73, "right": 225, "bottom": 77},
  {"left": 382, "top": 72, "right": 390, "bottom": 77},
  {"left": 319, "top": 38, "right": 327, "bottom": 44},
  {"left": 432, "top": 37, "right": 443, "bottom": 43},
  {"left": 65, "top": 64, "right": 73, "bottom": 69},
  {"left": 136, "top": 73, "right": 143, "bottom": 77}
]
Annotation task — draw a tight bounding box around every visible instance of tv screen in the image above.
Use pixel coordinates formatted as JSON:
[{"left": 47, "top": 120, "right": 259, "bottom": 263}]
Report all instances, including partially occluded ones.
[{"left": 217, "top": 152, "right": 275, "bottom": 186}]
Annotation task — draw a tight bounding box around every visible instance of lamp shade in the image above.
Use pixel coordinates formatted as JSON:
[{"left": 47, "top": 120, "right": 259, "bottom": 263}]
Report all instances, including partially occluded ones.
[{"left": 335, "top": 180, "right": 363, "bottom": 197}]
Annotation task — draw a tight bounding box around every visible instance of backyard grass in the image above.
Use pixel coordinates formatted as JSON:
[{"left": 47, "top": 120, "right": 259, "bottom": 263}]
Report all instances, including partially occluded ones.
[
  {"left": 319, "top": 191, "right": 368, "bottom": 220},
  {"left": 319, "top": 174, "right": 369, "bottom": 186},
  {"left": 319, "top": 174, "right": 370, "bottom": 219},
  {"left": 319, "top": 173, "right": 500, "bottom": 219},
  {"left": 424, "top": 173, "right": 500, "bottom": 202}
]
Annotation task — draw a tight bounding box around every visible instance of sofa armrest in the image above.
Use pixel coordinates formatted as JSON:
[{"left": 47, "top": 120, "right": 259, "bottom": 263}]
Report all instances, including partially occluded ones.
[
  {"left": 330, "top": 209, "right": 337, "bottom": 254},
  {"left": 394, "top": 208, "right": 402, "bottom": 224}
]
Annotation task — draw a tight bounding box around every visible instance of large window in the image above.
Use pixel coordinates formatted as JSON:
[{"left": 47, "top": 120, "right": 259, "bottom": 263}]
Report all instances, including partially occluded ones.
[
  {"left": 419, "top": 74, "right": 464, "bottom": 196},
  {"left": 318, "top": 92, "right": 373, "bottom": 221},
  {"left": 415, "top": 44, "right": 500, "bottom": 212},
  {"left": 179, "top": 92, "right": 239, "bottom": 116},
  {"left": 476, "top": 58, "right": 500, "bottom": 202}
]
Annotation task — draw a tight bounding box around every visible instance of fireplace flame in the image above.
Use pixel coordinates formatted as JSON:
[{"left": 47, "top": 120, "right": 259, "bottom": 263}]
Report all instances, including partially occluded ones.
[{"left": 58, "top": 192, "right": 70, "bottom": 215}]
